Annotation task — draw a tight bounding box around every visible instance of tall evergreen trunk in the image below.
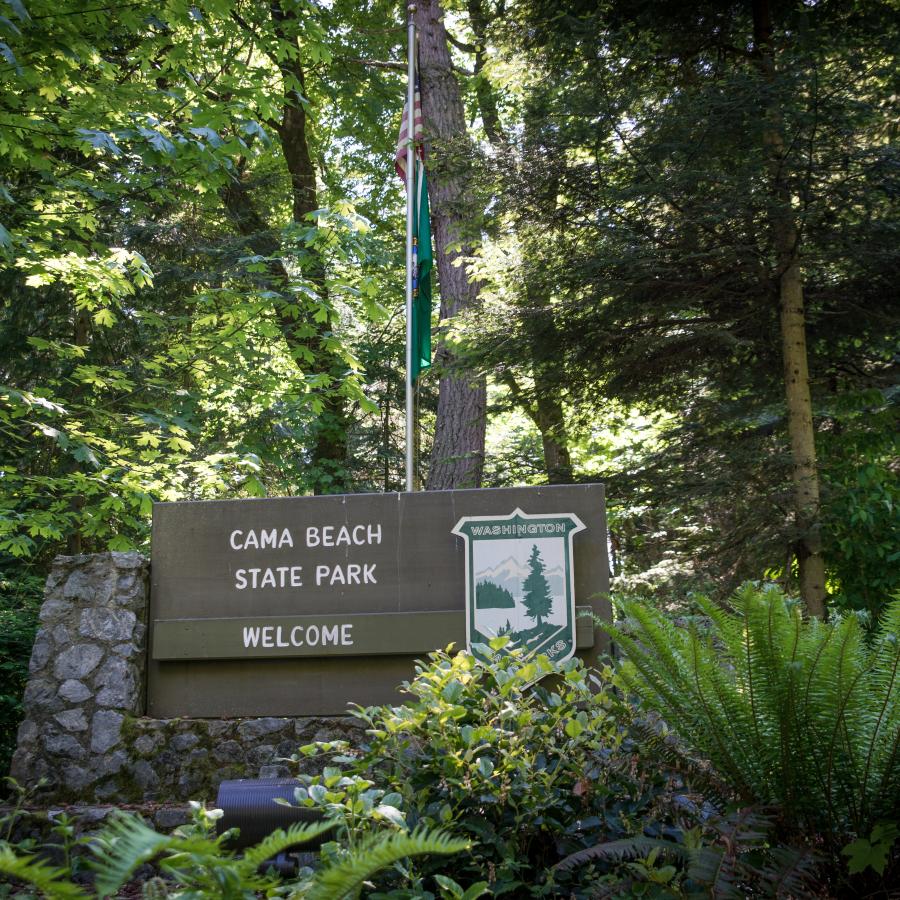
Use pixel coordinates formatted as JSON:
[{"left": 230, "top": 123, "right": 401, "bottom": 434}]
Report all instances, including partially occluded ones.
[
  {"left": 467, "top": 0, "right": 573, "bottom": 484},
  {"left": 502, "top": 365, "right": 574, "bottom": 485},
  {"left": 753, "top": 0, "right": 827, "bottom": 617},
  {"left": 532, "top": 363, "right": 574, "bottom": 483},
  {"left": 415, "top": 0, "right": 487, "bottom": 490},
  {"left": 224, "top": 4, "right": 349, "bottom": 494}
]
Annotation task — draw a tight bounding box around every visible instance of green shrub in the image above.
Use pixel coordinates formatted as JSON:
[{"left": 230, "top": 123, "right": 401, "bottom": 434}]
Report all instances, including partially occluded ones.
[
  {"left": 607, "top": 584, "right": 900, "bottom": 849},
  {"left": 332, "top": 643, "right": 675, "bottom": 896},
  {"left": 0, "top": 563, "right": 43, "bottom": 780},
  {"left": 556, "top": 805, "right": 822, "bottom": 898},
  {"left": 824, "top": 459, "right": 900, "bottom": 619}
]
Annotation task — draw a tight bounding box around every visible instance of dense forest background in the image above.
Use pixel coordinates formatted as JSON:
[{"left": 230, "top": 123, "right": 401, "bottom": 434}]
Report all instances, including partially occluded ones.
[{"left": 0, "top": 0, "right": 897, "bottom": 766}]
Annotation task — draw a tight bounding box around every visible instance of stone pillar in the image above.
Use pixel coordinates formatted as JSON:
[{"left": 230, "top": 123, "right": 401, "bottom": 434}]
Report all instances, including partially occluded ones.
[
  {"left": 11, "top": 552, "right": 149, "bottom": 800},
  {"left": 11, "top": 551, "right": 364, "bottom": 804}
]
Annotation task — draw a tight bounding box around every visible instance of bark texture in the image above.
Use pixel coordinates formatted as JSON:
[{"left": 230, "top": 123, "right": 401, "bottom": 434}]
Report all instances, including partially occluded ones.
[
  {"left": 753, "top": 0, "right": 827, "bottom": 617},
  {"left": 501, "top": 367, "right": 573, "bottom": 485},
  {"left": 415, "top": 0, "right": 487, "bottom": 490}
]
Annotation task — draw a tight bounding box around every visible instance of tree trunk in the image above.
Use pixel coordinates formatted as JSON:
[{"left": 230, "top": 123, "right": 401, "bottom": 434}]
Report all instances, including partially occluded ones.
[
  {"left": 501, "top": 369, "right": 573, "bottom": 485},
  {"left": 753, "top": 0, "right": 827, "bottom": 617},
  {"left": 466, "top": 0, "right": 505, "bottom": 146},
  {"left": 534, "top": 388, "right": 573, "bottom": 484},
  {"left": 415, "top": 0, "right": 487, "bottom": 490},
  {"left": 778, "top": 228, "right": 827, "bottom": 616}
]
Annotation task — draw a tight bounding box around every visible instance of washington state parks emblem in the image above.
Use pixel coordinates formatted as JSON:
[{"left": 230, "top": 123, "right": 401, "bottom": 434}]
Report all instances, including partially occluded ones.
[{"left": 452, "top": 508, "right": 585, "bottom": 663}]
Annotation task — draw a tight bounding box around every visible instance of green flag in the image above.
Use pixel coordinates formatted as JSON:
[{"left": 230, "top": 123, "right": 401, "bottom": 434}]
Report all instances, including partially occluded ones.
[
  {"left": 396, "top": 81, "right": 433, "bottom": 382},
  {"left": 412, "top": 156, "right": 432, "bottom": 382}
]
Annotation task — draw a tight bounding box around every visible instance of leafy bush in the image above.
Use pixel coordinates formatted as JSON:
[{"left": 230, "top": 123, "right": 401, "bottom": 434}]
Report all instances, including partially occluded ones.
[
  {"left": 302, "top": 644, "right": 832, "bottom": 896},
  {"left": 327, "top": 644, "right": 678, "bottom": 896},
  {"left": 0, "top": 800, "right": 467, "bottom": 898},
  {"left": 824, "top": 459, "right": 900, "bottom": 618},
  {"left": 556, "top": 804, "right": 822, "bottom": 898},
  {"left": 819, "top": 387, "right": 900, "bottom": 618},
  {"left": 0, "top": 563, "right": 43, "bottom": 780},
  {"left": 607, "top": 584, "right": 900, "bottom": 850}
]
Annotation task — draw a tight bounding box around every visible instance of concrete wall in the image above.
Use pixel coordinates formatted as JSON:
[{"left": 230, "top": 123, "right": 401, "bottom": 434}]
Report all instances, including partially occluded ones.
[{"left": 11, "top": 553, "right": 361, "bottom": 802}]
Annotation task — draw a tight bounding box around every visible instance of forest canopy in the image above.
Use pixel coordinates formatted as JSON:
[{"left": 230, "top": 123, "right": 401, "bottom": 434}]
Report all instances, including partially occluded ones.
[{"left": 0, "top": 0, "right": 897, "bottom": 616}]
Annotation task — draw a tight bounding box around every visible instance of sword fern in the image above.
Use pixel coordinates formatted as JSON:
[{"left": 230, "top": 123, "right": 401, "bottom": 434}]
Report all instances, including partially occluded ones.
[
  {"left": 0, "top": 811, "right": 465, "bottom": 898},
  {"left": 608, "top": 585, "right": 900, "bottom": 843}
]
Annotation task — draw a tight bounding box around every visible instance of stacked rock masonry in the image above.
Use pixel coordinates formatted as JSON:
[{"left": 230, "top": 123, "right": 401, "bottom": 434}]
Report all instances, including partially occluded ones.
[{"left": 11, "top": 553, "right": 362, "bottom": 803}]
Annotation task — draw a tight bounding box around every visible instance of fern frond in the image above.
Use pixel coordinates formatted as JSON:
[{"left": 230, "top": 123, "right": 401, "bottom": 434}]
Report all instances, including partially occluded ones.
[
  {"left": 865, "top": 601, "right": 900, "bottom": 822},
  {"left": 239, "top": 819, "right": 336, "bottom": 873},
  {"left": 554, "top": 837, "right": 690, "bottom": 872},
  {"left": 89, "top": 812, "right": 223, "bottom": 898},
  {"left": 588, "top": 877, "right": 638, "bottom": 898},
  {"left": 752, "top": 845, "right": 821, "bottom": 898},
  {"left": 627, "top": 719, "right": 733, "bottom": 808},
  {"left": 613, "top": 586, "right": 900, "bottom": 841},
  {"left": 609, "top": 601, "right": 696, "bottom": 724},
  {"left": 303, "top": 826, "right": 468, "bottom": 900},
  {"left": 709, "top": 806, "right": 775, "bottom": 847},
  {"left": 684, "top": 845, "right": 742, "bottom": 900},
  {"left": 0, "top": 844, "right": 88, "bottom": 898},
  {"left": 90, "top": 814, "right": 175, "bottom": 898}
]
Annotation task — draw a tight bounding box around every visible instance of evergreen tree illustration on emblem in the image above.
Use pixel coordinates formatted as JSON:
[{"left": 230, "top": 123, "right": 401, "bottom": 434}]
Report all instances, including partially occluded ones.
[{"left": 522, "top": 544, "right": 553, "bottom": 626}]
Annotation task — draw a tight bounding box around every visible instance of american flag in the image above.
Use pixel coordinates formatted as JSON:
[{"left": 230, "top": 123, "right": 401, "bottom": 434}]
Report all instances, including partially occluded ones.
[{"left": 394, "top": 80, "right": 424, "bottom": 182}]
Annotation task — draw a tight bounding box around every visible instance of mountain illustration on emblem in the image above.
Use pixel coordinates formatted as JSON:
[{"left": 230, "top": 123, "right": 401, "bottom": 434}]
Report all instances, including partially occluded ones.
[
  {"left": 472, "top": 542, "right": 567, "bottom": 651},
  {"left": 453, "top": 508, "right": 585, "bottom": 664}
]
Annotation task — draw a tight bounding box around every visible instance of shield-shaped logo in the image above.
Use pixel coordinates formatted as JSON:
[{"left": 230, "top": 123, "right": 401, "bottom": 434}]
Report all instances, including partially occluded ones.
[{"left": 452, "top": 508, "right": 586, "bottom": 663}]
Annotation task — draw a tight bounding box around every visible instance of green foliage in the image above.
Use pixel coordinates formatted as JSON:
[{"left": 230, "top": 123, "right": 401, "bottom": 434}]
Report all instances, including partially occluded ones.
[
  {"left": 608, "top": 584, "right": 900, "bottom": 847},
  {"left": 339, "top": 646, "right": 665, "bottom": 896},
  {"left": 820, "top": 389, "right": 900, "bottom": 617},
  {"left": 296, "top": 643, "right": 840, "bottom": 896},
  {"left": 0, "top": 800, "right": 465, "bottom": 898},
  {"left": 557, "top": 806, "right": 821, "bottom": 899},
  {"left": 0, "top": 842, "right": 88, "bottom": 898},
  {"left": 303, "top": 828, "right": 469, "bottom": 900},
  {"left": 464, "top": 0, "right": 899, "bottom": 607},
  {"left": 0, "top": 0, "right": 416, "bottom": 563},
  {"left": 842, "top": 822, "right": 899, "bottom": 877},
  {"left": 0, "top": 563, "right": 42, "bottom": 778}
]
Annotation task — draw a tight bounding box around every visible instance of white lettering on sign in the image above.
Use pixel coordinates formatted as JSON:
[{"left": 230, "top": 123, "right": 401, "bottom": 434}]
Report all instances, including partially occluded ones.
[
  {"left": 315, "top": 563, "right": 376, "bottom": 586},
  {"left": 230, "top": 528, "right": 294, "bottom": 550},
  {"left": 235, "top": 566, "right": 303, "bottom": 590},
  {"left": 228, "top": 522, "right": 382, "bottom": 591},
  {"left": 467, "top": 521, "right": 568, "bottom": 537},
  {"left": 305, "top": 523, "right": 382, "bottom": 547},
  {"left": 242, "top": 623, "right": 355, "bottom": 649}
]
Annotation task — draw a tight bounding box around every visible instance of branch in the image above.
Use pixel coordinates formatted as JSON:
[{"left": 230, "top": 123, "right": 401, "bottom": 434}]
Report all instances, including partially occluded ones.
[
  {"left": 338, "top": 55, "right": 471, "bottom": 77},
  {"left": 446, "top": 33, "right": 477, "bottom": 54},
  {"left": 498, "top": 370, "right": 538, "bottom": 425},
  {"left": 338, "top": 57, "right": 405, "bottom": 72}
]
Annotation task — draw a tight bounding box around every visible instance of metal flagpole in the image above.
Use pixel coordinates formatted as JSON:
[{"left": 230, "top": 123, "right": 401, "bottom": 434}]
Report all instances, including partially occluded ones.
[{"left": 405, "top": 4, "right": 416, "bottom": 493}]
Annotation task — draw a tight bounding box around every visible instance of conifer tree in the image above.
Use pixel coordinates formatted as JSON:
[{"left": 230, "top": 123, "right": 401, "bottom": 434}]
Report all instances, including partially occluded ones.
[{"left": 522, "top": 544, "right": 553, "bottom": 626}]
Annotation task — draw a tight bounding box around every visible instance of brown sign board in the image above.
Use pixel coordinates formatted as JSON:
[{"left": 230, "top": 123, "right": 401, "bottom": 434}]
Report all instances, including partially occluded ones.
[{"left": 148, "top": 485, "right": 609, "bottom": 717}]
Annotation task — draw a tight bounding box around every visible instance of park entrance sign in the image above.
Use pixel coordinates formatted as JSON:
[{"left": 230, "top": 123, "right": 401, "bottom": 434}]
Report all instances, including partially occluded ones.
[{"left": 148, "top": 484, "right": 609, "bottom": 717}]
